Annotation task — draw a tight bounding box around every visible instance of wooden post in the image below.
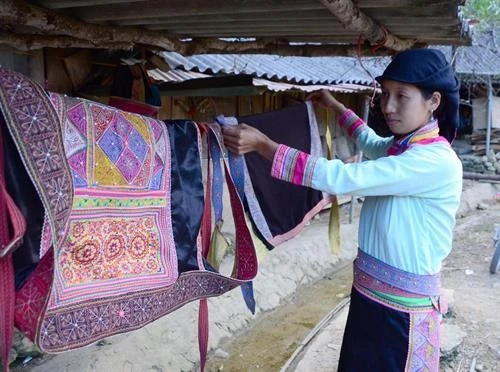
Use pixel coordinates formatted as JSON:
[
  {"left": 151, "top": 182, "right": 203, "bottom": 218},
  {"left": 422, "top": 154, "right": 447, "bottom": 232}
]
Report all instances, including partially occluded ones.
[{"left": 486, "top": 76, "right": 493, "bottom": 154}]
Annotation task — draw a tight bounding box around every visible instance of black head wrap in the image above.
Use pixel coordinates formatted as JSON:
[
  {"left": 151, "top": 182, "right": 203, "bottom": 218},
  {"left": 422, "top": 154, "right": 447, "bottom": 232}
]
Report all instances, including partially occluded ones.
[{"left": 375, "top": 48, "right": 460, "bottom": 143}]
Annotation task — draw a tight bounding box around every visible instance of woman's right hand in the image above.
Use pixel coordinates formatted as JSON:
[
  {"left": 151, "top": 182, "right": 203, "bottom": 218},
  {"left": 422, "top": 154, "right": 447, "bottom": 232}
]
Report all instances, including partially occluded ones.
[
  {"left": 307, "top": 89, "right": 347, "bottom": 114},
  {"left": 222, "top": 124, "right": 279, "bottom": 161}
]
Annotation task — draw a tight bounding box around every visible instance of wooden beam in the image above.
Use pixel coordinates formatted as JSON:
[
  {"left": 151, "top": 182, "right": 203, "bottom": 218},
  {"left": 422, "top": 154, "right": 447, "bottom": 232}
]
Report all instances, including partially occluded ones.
[
  {"left": 116, "top": 12, "right": 338, "bottom": 26},
  {"left": 37, "top": 0, "right": 453, "bottom": 11},
  {"left": 463, "top": 172, "right": 500, "bottom": 182},
  {"left": 0, "top": 32, "right": 134, "bottom": 51},
  {"left": 0, "top": 32, "right": 396, "bottom": 56},
  {"left": 143, "top": 17, "right": 460, "bottom": 31},
  {"left": 63, "top": 0, "right": 326, "bottom": 22},
  {"left": 178, "top": 38, "right": 396, "bottom": 57},
  {"left": 113, "top": 7, "right": 457, "bottom": 27},
  {"left": 0, "top": 0, "right": 180, "bottom": 50},
  {"left": 127, "top": 16, "right": 459, "bottom": 29},
  {"left": 318, "top": 0, "right": 415, "bottom": 51},
  {"left": 146, "top": 23, "right": 461, "bottom": 35},
  {"left": 39, "top": 0, "right": 147, "bottom": 9},
  {"left": 41, "top": 0, "right": 455, "bottom": 21}
]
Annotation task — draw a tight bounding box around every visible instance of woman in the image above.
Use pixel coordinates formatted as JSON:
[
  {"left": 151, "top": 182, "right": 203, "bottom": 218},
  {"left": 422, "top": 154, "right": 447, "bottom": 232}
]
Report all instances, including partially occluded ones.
[{"left": 222, "top": 48, "right": 462, "bottom": 371}]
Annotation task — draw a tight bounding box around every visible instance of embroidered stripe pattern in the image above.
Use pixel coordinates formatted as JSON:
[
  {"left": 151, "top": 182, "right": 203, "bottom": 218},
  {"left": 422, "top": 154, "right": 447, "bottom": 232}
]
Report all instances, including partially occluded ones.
[
  {"left": 405, "top": 311, "right": 441, "bottom": 371},
  {"left": 355, "top": 249, "right": 441, "bottom": 296},
  {"left": 387, "top": 119, "right": 449, "bottom": 156},
  {"left": 0, "top": 68, "right": 73, "bottom": 250},
  {"left": 338, "top": 109, "right": 367, "bottom": 140},
  {"left": 271, "top": 144, "right": 317, "bottom": 187}
]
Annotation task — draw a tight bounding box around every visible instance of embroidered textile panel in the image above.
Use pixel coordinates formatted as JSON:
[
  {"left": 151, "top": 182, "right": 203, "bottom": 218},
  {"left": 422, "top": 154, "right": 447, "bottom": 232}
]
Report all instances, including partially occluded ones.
[
  {"left": 45, "top": 94, "right": 178, "bottom": 309},
  {"left": 1, "top": 68, "right": 257, "bottom": 353}
]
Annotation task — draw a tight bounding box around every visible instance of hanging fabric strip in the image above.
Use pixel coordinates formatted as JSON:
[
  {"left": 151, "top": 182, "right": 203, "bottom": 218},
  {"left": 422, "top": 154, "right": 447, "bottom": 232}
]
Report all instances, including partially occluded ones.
[
  {"left": 0, "top": 112, "right": 27, "bottom": 372},
  {"left": 208, "top": 123, "right": 256, "bottom": 314},
  {"left": 207, "top": 126, "right": 229, "bottom": 270}
]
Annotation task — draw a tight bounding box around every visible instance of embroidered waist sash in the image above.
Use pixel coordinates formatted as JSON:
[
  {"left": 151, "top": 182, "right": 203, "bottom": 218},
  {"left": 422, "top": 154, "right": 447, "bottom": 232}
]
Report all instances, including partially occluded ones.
[{"left": 353, "top": 250, "right": 446, "bottom": 313}]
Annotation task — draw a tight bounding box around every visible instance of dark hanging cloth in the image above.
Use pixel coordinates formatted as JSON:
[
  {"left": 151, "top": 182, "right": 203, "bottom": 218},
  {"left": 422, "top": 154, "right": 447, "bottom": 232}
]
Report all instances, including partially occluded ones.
[
  {"left": 109, "top": 64, "right": 161, "bottom": 117},
  {"left": 110, "top": 64, "right": 134, "bottom": 99},
  {"left": 165, "top": 120, "right": 213, "bottom": 273},
  {"left": 1, "top": 110, "right": 43, "bottom": 289},
  {"left": 235, "top": 103, "right": 327, "bottom": 247}
]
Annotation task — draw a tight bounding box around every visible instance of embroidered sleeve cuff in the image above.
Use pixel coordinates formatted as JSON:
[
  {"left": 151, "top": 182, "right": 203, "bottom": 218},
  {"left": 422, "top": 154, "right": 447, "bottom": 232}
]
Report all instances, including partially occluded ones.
[
  {"left": 338, "top": 109, "right": 367, "bottom": 140},
  {"left": 271, "top": 144, "right": 318, "bottom": 187}
]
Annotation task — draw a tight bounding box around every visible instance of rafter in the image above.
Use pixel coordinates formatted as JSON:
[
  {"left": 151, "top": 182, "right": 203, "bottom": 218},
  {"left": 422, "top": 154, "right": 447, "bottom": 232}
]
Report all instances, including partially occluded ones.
[
  {"left": 0, "top": 0, "right": 180, "bottom": 50},
  {"left": 318, "top": 0, "right": 416, "bottom": 51},
  {"left": 0, "top": 0, "right": 422, "bottom": 55},
  {"left": 0, "top": 32, "right": 134, "bottom": 51},
  {"left": 0, "top": 32, "right": 404, "bottom": 57}
]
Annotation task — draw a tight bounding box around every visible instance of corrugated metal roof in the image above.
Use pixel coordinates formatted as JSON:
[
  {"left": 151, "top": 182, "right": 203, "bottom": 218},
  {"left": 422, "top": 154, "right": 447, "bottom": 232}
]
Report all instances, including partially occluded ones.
[
  {"left": 160, "top": 28, "right": 500, "bottom": 86},
  {"left": 148, "top": 68, "right": 376, "bottom": 94},
  {"left": 160, "top": 51, "right": 389, "bottom": 86},
  {"left": 434, "top": 28, "right": 500, "bottom": 81},
  {"left": 454, "top": 28, "right": 500, "bottom": 78}
]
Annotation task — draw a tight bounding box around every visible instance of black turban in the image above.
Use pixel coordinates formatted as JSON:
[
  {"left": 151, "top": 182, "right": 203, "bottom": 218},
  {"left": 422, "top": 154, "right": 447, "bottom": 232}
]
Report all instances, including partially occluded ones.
[{"left": 376, "top": 48, "right": 460, "bottom": 143}]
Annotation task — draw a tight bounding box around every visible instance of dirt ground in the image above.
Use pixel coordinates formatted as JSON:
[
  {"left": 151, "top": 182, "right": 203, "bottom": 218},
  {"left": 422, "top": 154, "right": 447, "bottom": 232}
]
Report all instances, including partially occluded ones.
[
  {"left": 440, "top": 199, "right": 500, "bottom": 372},
  {"left": 206, "top": 181, "right": 500, "bottom": 372}
]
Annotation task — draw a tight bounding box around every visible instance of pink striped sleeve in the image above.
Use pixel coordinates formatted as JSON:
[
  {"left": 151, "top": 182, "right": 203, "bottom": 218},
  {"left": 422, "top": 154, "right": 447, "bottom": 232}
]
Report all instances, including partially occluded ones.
[
  {"left": 338, "top": 109, "right": 368, "bottom": 140},
  {"left": 271, "top": 144, "right": 318, "bottom": 187}
]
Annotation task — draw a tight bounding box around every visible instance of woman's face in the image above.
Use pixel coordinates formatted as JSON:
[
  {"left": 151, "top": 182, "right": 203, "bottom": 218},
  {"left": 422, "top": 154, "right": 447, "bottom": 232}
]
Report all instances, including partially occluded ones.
[{"left": 379, "top": 80, "right": 440, "bottom": 136}]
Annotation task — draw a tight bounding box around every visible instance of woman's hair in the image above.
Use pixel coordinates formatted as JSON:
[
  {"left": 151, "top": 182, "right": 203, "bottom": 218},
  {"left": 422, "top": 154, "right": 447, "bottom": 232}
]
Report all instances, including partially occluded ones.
[
  {"left": 418, "top": 87, "right": 443, "bottom": 119},
  {"left": 418, "top": 87, "right": 434, "bottom": 100}
]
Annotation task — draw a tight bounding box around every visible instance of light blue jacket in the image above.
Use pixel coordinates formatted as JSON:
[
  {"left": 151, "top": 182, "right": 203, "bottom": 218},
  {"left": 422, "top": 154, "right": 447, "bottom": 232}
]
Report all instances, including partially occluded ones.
[{"left": 271, "top": 111, "right": 463, "bottom": 274}]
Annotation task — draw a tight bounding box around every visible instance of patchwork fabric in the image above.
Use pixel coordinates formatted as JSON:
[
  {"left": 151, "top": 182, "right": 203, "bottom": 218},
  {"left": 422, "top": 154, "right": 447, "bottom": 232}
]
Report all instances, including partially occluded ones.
[
  {"left": 47, "top": 93, "right": 177, "bottom": 309},
  {"left": 406, "top": 311, "right": 441, "bottom": 371},
  {"left": 0, "top": 68, "right": 257, "bottom": 353}
]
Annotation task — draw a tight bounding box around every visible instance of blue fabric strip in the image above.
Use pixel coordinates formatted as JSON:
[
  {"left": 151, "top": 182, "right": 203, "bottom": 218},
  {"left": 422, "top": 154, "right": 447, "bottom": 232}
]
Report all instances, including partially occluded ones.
[{"left": 209, "top": 131, "right": 224, "bottom": 223}]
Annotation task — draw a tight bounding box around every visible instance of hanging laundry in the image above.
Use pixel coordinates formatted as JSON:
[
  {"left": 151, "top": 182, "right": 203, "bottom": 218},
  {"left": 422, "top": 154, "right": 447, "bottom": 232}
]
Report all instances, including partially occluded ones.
[
  {"left": 219, "top": 102, "right": 334, "bottom": 248},
  {"left": 0, "top": 68, "right": 256, "bottom": 364}
]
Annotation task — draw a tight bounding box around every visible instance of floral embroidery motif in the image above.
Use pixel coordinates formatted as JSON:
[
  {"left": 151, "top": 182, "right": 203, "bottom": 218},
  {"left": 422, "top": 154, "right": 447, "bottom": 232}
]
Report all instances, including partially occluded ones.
[{"left": 60, "top": 216, "right": 161, "bottom": 284}]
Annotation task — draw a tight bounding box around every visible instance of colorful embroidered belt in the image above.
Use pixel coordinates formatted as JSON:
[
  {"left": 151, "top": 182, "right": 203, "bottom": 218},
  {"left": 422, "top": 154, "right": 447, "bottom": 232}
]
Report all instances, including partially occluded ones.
[{"left": 353, "top": 250, "right": 447, "bottom": 313}]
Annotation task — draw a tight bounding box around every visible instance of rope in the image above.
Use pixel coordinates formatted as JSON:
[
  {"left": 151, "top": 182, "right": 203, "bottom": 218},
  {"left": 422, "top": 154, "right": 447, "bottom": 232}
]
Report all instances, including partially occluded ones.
[{"left": 356, "top": 34, "right": 378, "bottom": 107}]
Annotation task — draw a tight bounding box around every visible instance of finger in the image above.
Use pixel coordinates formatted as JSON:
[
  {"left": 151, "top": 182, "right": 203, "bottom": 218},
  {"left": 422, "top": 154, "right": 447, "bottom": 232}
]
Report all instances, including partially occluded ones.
[
  {"left": 222, "top": 136, "right": 240, "bottom": 147},
  {"left": 221, "top": 126, "right": 238, "bottom": 135},
  {"left": 306, "top": 92, "right": 318, "bottom": 101}
]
